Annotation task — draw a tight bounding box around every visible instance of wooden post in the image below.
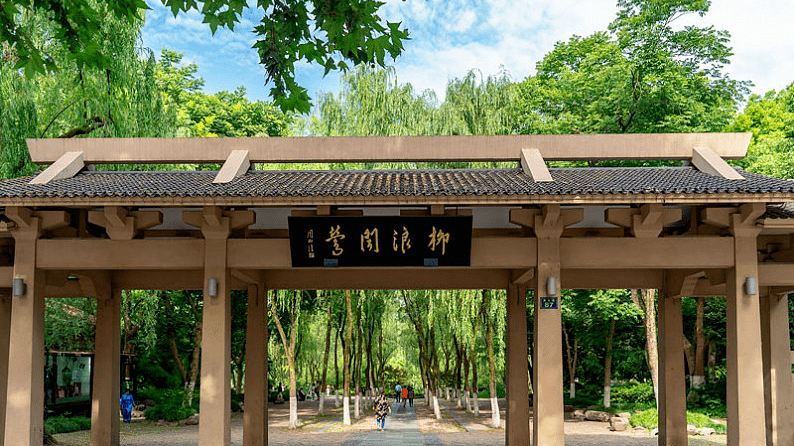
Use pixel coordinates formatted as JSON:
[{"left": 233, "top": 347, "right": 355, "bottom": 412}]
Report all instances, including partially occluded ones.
[
  {"left": 91, "top": 285, "right": 121, "bottom": 446},
  {"left": 199, "top": 208, "right": 232, "bottom": 446},
  {"left": 4, "top": 209, "right": 44, "bottom": 446},
  {"left": 761, "top": 290, "right": 794, "bottom": 446},
  {"left": 658, "top": 284, "right": 687, "bottom": 446},
  {"left": 505, "top": 284, "right": 530, "bottom": 445},
  {"left": 726, "top": 210, "right": 766, "bottom": 444},
  {"left": 244, "top": 283, "right": 268, "bottom": 446},
  {"left": 0, "top": 291, "right": 11, "bottom": 445},
  {"left": 533, "top": 206, "right": 564, "bottom": 446}
]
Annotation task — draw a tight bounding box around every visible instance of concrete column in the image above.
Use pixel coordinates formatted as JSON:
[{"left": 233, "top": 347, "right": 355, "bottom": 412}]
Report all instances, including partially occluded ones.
[
  {"left": 4, "top": 218, "right": 44, "bottom": 446},
  {"left": 658, "top": 285, "right": 687, "bottom": 446},
  {"left": 726, "top": 214, "right": 766, "bottom": 445},
  {"left": 91, "top": 285, "right": 121, "bottom": 446},
  {"left": 533, "top": 212, "right": 564, "bottom": 446},
  {"left": 199, "top": 220, "right": 232, "bottom": 446},
  {"left": 244, "top": 283, "right": 268, "bottom": 446},
  {"left": 505, "top": 284, "right": 530, "bottom": 445},
  {"left": 0, "top": 291, "right": 11, "bottom": 445},
  {"left": 761, "top": 290, "right": 794, "bottom": 446}
]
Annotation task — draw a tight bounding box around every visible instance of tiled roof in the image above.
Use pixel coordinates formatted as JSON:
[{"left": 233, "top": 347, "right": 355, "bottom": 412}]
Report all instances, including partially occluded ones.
[
  {"left": 764, "top": 202, "right": 794, "bottom": 219},
  {"left": 1, "top": 167, "right": 793, "bottom": 202}
]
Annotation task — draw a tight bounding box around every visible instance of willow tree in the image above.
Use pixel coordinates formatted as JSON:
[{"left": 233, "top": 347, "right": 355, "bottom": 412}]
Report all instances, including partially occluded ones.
[
  {"left": 481, "top": 289, "right": 506, "bottom": 428},
  {"left": 0, "top": 4, "right": 173, "bottom": 180},
  {"left": 271, "top": 290, "right": 303, "bottom": 429}
]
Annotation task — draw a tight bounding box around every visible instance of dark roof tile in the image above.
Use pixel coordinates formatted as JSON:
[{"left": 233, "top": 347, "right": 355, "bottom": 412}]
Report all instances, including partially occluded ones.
[{"left": 1, "top": 167, "right": 793, "bottom": 201}]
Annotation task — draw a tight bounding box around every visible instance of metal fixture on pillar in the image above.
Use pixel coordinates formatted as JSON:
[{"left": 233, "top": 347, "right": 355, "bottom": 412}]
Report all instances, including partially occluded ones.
[
  {"left": 744, "top": 277, "right": 757, "bottom": 296},
  {"left": 13, "top": 278, "right": 25, "bottom": 297},
  {"left": 208, "top": 278, "right": 218, "bottom": 297},
  {"left": 546, "top": 276, "right": 557, "bottom": 296}
]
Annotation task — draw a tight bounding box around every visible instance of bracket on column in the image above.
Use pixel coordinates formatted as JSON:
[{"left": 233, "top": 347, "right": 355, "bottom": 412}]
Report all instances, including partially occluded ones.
[
  {"left": 511, "top": 269, "right": 535, "bottom": 285},
  {"left": 520, "top": 148, "right": 554, "bottom": 182},
  {"left": 213, "top": 150, "right": 251, "bottom": 184},
  {"left": 29, "top": 151, "right": 84, "bottom": 185},
  {"left": 88, "top": 207, "right": 163, "bottom": 240},
  {"left": 691, "top": 146, "right": 744, "bottom": 180},
  {"left": 605, "top": 204, "right": 682, "bottom": 238}
]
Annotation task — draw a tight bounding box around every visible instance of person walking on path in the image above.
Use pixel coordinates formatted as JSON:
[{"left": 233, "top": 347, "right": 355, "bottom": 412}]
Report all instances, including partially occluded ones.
[
  {"left": 407, "top": 384, "right": 415, "bottom": 407},
  {"left": 401, "top": 386, "right": 409, "bottom": 408},
  {"left": 120, "top": 389, "right": 136, "bottom": 423},
  {"left": 394, "top": 383, "right": 402, "bottom": 403},
  {"left": 373, "top": 391, "right": 391, "bottom": 431}
]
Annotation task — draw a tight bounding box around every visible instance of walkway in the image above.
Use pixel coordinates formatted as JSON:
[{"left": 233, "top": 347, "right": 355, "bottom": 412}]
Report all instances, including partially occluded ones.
[{"left": 341, "top": 402, "right": 443, "bottom": 446}]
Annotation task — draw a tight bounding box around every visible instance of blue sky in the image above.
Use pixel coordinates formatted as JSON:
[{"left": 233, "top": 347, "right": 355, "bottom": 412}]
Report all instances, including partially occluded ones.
[{"left": 140, "top": 0, "right": 794, "bottom": 105}]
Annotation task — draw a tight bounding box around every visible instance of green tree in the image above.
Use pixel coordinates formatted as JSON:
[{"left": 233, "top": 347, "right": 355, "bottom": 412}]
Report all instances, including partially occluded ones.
[
  {"left": 0, "top": 5, "right": 173, "bottom": 180},
  {"left": 2, "top": 0, "right": 408, "bottom": 112},
  {"left": 728, "top": 84, "right": 794, "bottom": 179},
  {"left": 515, "top": 0, "right": 747, "bottom": 136}
]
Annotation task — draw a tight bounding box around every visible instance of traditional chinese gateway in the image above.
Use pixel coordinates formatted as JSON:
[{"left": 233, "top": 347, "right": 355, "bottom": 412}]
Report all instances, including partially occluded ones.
[{"left": 1, "top": 134, "right": 793, "bottom": 446}]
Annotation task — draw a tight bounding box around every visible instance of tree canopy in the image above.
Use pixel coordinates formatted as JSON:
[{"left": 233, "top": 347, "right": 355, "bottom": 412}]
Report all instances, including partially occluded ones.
[{"left": 1, "top": 0, "right": 409, "bottom": 112}]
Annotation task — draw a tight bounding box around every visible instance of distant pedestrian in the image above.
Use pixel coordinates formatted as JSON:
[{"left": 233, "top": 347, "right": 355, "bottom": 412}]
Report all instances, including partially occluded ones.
[
  {"left": 407, "top": 384, "right": 415, "bottom": 407},
  {"left": 394, "top": 383, "right": 402, "bottom": 403},
  {"left": 310, "top": 382, "right": 316, "bottom": 400},
  {"left": 401, "top": 386, "right": 408, "bottom": 408},
  {"left": 373, "top": 391, "right": 391, "bottom": 431},
  {"left": 119, "top": 389, "right": 135, "bottom": 423}
]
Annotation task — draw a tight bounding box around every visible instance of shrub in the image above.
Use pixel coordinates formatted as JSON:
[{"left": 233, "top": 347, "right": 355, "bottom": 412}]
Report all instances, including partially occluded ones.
[
  {"left": 611, "top": 381, "right": 656, "bottom": 405},
  {"left": 144, "top": 404, "right": 196, "bottom": 422},
  {"left": 45, "top": 414, "right": 91, "bottom": 434},
  {"left": 629, "top": 408, "right": 658, "bottom": 429}
]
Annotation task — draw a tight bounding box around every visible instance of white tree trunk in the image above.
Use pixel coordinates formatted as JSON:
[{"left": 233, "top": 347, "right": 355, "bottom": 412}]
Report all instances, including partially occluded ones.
[
  {"left": 473, "top": 393, "right": 480, "bottom": 416},
  {"left": 343, "top": 396, "right": 351, "bottom": 425},
  {"left": 432, "top": 394, "right": 442, "bottom": 420},
  {"left": 289, "top": 396, "right": 298, "bottom": 429},
  {"left": 335, "top": 390, "right": 340, "bottom": 408},
  {"left": 465, "top": 389, "right": 472, "bottom": 412},
  {"left": 355, "top": 393, "right": 361, "bottom": 419},
  {"left": 445, "top": 386, "right": 450, "bottom": 400},
  {"left": 603, "top": 385, "right": 611, "bottom": 408},
  {"left": 490, "top": 396, "right": 500, "bottom": 428},
  {"left": 318, "top": 393, "right": 325, "bottom": 415},
  {"left": 569, "top": 382, "right": 576, "bottom": 399},
  {"left": 691, "top": 375, "right": 705, "bottom": 389},
  {"left": 456, "top": 388, "right": 462, "bottom": 408}
]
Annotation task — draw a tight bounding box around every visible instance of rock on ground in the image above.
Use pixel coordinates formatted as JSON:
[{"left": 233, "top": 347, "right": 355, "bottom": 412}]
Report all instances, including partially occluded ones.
[
  {"left": 584, "top": 410, "right": 611, "bottom": 422},
  {"left": 609, "top": 417, "right": 630, "bottom": 431}
]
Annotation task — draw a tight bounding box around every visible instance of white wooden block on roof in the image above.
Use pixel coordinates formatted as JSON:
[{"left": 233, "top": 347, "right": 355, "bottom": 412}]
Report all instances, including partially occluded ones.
[
  {"left": 213, "top": 150, "right": 250, "bottom": 184},
  {"left": 520, "top": 148, "right": 554, "bottom": 182},
  {"left": 691, "top": 146, "right": 745, "bottom": 180},
  {"left": 29, "top": 151, "right": 84, "bottom": 185}
]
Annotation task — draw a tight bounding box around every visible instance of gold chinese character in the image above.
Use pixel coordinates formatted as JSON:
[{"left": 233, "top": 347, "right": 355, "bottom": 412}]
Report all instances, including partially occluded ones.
[
  {"left": 360, "top": 228, "right": 379, "bottom": 253},
  {"left": 325, "top": 225, "right": 345, "bottom": 256},
  {"left": 392, "top": 226, "right": 412, "bottom": 254},
  {"left": 428, "top": 226, "right": 450, "bottom": 255}
]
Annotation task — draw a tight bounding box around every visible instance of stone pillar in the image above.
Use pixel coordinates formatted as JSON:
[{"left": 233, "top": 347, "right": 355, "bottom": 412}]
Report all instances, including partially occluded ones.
[
  {"left": 199, "top": 208, "right": 232, "bottom": 446},
  {"left": 658, "top": 284, "right": 687, "bottom": 446},
  {"left": 244, "top": 283, "right": 268, "bottom": 446},
  {"left": 91, "top": 284, "right": 121, "bottom": 446},
  {"left": 4, "top": 208, "right": 44, "bottom": 446},
  {"left": 0, "top": 291, "right": 11, "bottom": 445},
  {"left": 761, "top": 290, "right": 794, "bottom": 446},
  {"left": 533, "top": 207, "right": 564, "bottom": 446},
  {"left": 726, "top": 210, "right": 766, "bottom": 444},
  {"left": 505, "top": 284, "right": 530, "bottom": 445}
]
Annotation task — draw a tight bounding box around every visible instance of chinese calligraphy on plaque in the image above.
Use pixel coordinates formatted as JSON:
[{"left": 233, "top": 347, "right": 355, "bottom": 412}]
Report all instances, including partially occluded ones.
[{"left": 288, "top": 216, "right": 472, "bottom": 267}]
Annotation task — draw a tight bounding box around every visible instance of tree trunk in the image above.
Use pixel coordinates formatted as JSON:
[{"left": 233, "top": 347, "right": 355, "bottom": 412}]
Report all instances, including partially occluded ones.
[
  {"left": 271, "top": 290, "right": 301, "bottom": 429},
  {"left": 692, "top": 296, "right": 706, "bottom": 389},
  {"left": 319, "top": 291, "right": 332, "bottom": 415},
  {"left": 343, "top": 290, "right": 353, "bottom": 425},
  {"left": 483, "top": 290, "right": 500, "bottom": 428},
  {"left": 632, "top": 289, "right": 659, "bottom": 403},
  {"left": 471, "top": 346, "right": 479, "bottom": 416},
  {"left": 603, "top": 318, "right": 616, "bottom": 408},
  {"left": 563, "top": 325, "right": 578, "bottom": 399},
  {"left": 334, "top": 326, "right": 340, "bottom": 408}
]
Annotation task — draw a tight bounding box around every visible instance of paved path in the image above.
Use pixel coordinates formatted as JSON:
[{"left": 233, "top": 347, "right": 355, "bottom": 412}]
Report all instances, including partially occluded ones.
[{"left": 342, "top": 402, "right": 443, "bottom": 446}]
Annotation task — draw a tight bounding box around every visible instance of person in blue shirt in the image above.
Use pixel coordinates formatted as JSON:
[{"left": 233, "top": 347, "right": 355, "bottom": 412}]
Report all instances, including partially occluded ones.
[
  {"left": 120, "top": 389, "right": 136, "bottom": 423},
  {"left": 394, "top": 383, "right": 402, "bottom": 403}
]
